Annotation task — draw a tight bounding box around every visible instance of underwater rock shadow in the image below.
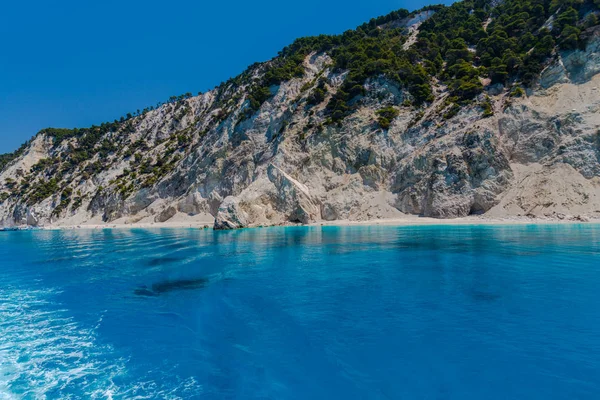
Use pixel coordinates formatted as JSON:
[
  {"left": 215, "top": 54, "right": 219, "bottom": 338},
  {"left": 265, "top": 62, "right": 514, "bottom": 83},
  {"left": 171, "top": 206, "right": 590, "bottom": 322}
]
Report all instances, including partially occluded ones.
[
  {"left": 134, "top": 277, "right": 209, "bottom": 297},
  {"left": 145, "top": 256, "right": 185, "bottom": 266},
  {"left": 469, "top": 289, "right": 501, "bottom": 303}
]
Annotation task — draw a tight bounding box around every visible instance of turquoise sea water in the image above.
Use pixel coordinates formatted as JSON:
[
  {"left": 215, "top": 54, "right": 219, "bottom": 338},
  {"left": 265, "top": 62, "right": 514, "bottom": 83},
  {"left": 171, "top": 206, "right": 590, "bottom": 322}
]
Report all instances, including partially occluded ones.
[{"left": 0, "top": 224, "right": 599, "bottom": 399}]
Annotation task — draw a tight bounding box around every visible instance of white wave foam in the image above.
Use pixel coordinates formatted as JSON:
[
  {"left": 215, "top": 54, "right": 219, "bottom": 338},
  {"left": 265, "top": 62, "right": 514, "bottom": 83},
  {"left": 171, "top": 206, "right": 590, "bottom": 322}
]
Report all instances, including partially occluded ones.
[
  {"left": 0, "top": 287, "right": 124, "bottom": 399},
  {"left": 0, "top": 286, "right": 203, "bottom": 399}
]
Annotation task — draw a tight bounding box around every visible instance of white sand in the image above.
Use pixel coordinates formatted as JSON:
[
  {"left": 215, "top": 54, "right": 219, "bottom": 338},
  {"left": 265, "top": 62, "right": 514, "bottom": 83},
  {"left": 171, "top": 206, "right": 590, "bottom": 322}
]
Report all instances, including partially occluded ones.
[{"left": 38, "top": 214, "right": 598, "bottom": 231}]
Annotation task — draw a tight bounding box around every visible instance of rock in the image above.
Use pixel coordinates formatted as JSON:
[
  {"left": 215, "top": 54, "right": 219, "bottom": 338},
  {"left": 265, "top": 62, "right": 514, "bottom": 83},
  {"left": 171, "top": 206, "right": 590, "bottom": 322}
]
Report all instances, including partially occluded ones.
[
  {"left": 214, "top": 196, "right": 248, "bottom": 230},
  {"left": 571, "top": 214, "right": 590, "bottom": 222},
  {"left": 359, "top": 165, "right": 387, "bottom": 190},
  {"left": 562, "top": 32, "right": 600, "bottom": 84},
  {"left": 538, "top": 32, "right": 600, "bottom": 89},
  {"left": 26, "top": 208, "right": 40, "bottom": 227},
  {"left": 540, "top": 61, "right": 569, "bottom": 89},
  {"left": 267, "top": 164, "right": 320, "bottom": 224},
  {"left": 321, "top": 203, "right": 339, "bottom": 221},
  {"left": 155, "top": 206, "right": 177, "bottom": 223},
  {"left": 485, "top": 83, "right": 505, "bottom": 95}
]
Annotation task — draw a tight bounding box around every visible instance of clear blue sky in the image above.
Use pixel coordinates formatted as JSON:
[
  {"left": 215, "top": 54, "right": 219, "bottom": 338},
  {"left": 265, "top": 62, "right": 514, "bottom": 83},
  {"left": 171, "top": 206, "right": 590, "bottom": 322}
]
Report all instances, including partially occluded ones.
[{"left": 0, "top": 0, "right": 453, "bottom": 153}]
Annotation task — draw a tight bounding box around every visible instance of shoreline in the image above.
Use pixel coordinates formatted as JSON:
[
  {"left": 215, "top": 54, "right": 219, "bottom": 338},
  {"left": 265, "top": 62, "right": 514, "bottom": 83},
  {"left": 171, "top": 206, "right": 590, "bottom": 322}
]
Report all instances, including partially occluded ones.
[
  {"left": 3, "top": 215, "right": 598, "bottom": 231},
  {"left": 311, "top": 215, "right": 598, "bottom": 227}
]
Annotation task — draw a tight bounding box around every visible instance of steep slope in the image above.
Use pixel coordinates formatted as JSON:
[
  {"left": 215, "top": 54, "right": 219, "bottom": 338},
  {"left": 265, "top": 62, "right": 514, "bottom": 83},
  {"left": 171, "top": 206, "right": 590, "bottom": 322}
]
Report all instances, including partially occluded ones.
[{"left": 2, "top": 0, "right": 600, "bottom": 228}]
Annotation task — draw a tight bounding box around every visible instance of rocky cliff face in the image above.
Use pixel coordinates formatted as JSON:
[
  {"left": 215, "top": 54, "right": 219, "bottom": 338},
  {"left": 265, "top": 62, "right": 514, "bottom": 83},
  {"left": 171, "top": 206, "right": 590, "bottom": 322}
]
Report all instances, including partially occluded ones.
[{"left": 2, "top": 8, "right": 600, "bottom": 229}]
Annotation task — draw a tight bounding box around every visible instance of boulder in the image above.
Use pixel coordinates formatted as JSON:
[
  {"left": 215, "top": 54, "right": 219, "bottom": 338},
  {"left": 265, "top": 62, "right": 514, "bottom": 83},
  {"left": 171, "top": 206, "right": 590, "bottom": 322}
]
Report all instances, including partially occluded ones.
[{"left": 214, "top": 196, "right": 248, "bottom": 230}]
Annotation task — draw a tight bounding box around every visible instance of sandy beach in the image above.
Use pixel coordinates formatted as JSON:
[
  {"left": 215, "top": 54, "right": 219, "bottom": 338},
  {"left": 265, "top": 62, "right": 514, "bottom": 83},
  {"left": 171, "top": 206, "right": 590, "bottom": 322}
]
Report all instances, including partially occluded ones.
[{"left": 30, "top": 214, "right": 598, "bottom": 231}]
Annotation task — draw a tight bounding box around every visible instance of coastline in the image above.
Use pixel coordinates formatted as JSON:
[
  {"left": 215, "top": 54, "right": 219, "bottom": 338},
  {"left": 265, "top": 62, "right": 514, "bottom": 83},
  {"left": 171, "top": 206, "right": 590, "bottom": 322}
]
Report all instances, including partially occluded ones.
[
  {"left": 311, "top": 215, "right": 598, "bottom": 227},
  {"left": 6, "top": 214, "right": 595, "bottom": 231}
]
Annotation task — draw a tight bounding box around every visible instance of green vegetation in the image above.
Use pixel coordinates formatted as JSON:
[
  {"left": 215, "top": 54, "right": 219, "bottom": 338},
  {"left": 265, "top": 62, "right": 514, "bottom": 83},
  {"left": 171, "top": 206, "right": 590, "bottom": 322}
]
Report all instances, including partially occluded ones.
[
  {"left": 243, "top": 0, "right": 598, "bottom": 123},
  {"left": 248, "top": 86, "right": 273, "bottom": 111},
  {"left": 31, "top": 158, "right": 57, "bottom": 173},
  {"left": 443, "top": 103, "right": 462, "bottom": 120},
  {"left": 376, "top": 107, "right": 400, "bottom": 129},
  {"left": 481, "top": 96, "right": 494, "bottom": 118},
  {"left": 411, "top": 0, "right": 599, "bottom": 105},
  {"left": 238, "top": 9, "right": 434, "bottom": 121},
  {"left": 52, "top": 187, "right": 73, "bottom": 217},
  {"left": 307, "top": 78, "right": 328, "bottom": 106},
  {"left": 476, "top": 0, "right": 598, "bottom": 84},
  {"left": 27, "top": 178, "right": 59, "bottom": 205},
  {"left": 71, "top": 196, "right": 84, "bottom": 211},
  {"left": 510, "top": 86, "right": 526, "bottom": 97}
]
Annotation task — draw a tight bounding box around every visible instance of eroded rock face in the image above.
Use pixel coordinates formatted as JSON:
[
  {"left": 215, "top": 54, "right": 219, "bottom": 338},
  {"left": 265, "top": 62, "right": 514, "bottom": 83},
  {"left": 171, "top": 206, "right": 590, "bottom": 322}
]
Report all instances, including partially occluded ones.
[
  {"left": 391, "top": 128, "right": 513, "bottom": 218},
  {"left": 267, "top": 165, "right": 320, "bottom": 224},
  {"left": 540, "top": 28, "right": 600, "bottom": 87},
  {"left": 214, "top": 197, "right": 248, "bottom": 230},
  {"left": 563, "top": 27, "right": 600, "bottom": 84},
  {"left": 487, "top": 163, "right": 600, "bottom": 218},
  {"left": 2, "top": 35, "right": 600, "bottom": 228},
  {"left": 155, "top": 206, "right": 177, "bottom": 223}
]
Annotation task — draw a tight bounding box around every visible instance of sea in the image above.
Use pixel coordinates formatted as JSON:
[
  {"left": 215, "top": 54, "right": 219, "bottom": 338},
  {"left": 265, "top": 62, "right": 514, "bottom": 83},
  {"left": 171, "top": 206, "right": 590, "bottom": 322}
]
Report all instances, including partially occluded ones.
[{"left": 0, "top": 224, "right": 599, "bottom": 399}]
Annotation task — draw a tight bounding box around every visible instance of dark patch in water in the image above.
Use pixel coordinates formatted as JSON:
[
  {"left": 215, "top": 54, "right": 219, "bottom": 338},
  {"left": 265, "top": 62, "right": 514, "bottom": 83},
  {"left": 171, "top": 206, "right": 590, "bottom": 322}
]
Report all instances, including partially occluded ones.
[
  {"left": 133, "top": 286, "right": 159, "bottom": 297},
  {"left": 152, "top": 278, "right": 209, "bottom": 293},
  {"left": 134, "top": 278, "right": 209, "bottom": 297},
  {"left": 145, "top": 257, "right": 183, "bottom": 266},
  {"left": 470, "top": 290, "right": 501, "bottom": 302}
]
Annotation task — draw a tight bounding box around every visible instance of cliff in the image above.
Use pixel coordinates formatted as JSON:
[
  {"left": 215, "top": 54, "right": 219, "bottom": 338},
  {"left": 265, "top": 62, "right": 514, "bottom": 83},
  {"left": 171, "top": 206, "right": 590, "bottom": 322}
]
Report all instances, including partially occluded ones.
[{"left": 2, "top": 0, "right": 600, "bottom": 228}]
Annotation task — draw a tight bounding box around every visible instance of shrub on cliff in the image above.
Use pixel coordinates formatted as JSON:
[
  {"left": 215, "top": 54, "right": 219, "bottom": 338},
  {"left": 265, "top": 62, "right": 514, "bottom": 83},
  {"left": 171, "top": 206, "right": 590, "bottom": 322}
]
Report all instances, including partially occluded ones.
[{"left": 376, "top": 107, "right": 400, "bottom": 129}]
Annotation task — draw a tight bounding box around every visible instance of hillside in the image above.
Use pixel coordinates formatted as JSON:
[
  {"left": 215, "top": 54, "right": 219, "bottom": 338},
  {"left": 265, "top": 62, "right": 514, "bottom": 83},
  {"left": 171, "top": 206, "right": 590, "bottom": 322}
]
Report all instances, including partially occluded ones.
[{"left": 2, "top": 0, "right": 600, "bottom": 229}]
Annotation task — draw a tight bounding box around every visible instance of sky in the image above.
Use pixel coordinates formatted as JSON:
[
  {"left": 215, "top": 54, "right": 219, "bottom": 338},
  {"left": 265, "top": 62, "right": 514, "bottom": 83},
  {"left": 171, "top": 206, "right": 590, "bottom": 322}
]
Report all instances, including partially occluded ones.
[{"left": 0, "top": 0, "right": 454, "bottom": 153}]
